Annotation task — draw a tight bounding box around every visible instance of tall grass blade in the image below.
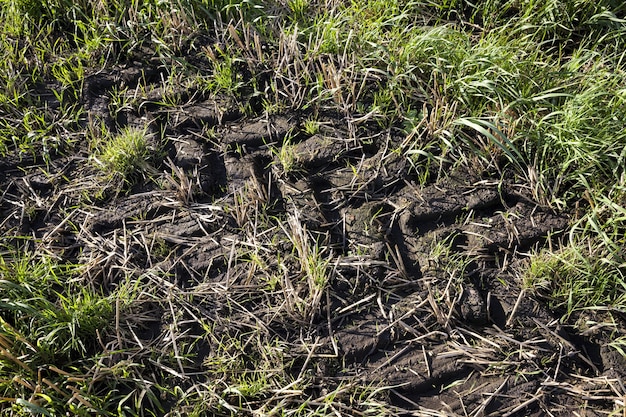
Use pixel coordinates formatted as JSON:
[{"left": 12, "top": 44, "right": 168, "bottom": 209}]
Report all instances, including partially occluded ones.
[{"left": 453, "top": 117, "right": 526, "bottom": 174}]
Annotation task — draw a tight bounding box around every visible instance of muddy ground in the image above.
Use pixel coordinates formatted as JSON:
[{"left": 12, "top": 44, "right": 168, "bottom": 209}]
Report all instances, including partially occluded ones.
[{"left": 1, "top": 59, "right": 625, "bottom": 415}]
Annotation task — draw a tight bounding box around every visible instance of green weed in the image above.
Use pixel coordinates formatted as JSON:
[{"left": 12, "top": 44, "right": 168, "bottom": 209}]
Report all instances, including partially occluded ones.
[
  {"left": 275, "top": 137, "right": 299, "bottom": 175},
  {"left": 302, "top": 118, "right": 320, "bottom": 136}
]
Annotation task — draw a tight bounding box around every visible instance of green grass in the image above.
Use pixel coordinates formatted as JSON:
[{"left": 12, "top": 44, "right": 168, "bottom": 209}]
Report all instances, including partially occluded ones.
[
  {"left": 92, "top": 126, "right": 154, "bottom": 181},
  {"left": 0, "top": 252, "right": 110, "bottom": 359},
  {"left": 0, "top": 245, "right": 189, "bottom": 415},
  {"left": 525, "top": 182, "right": 626, "bottom": 318},
  {"left": 1, "top": 0, "right": 626, "bottom": 414},
  {"left": 0, "top": 250, "right": 113, "bottom": 414}
]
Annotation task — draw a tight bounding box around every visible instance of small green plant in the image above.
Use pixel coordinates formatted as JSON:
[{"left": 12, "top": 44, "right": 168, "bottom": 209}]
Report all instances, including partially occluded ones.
[
  {"left": 282, "top": 212, "right": 331, "bottom": 321},
  {"left": 302, "top": 117, "right": 320, "bottom": 135},
  {"left": 272, "top": 133, "right": 302, "bottom": 175},
  {"left": 213, "top": 60, "right": 238, "bottom": 91},
  {"left": 201, "top": 45, "right": 244, "bottom": 94},
  {"left": 288, "top": 0, "right": 309, "bottom": 21},
  {"left": 93, "top": 126, "right": 153, "bottom": 180},
  {"left": 261, "top": 97, "right": 284, "bottom": 115}
]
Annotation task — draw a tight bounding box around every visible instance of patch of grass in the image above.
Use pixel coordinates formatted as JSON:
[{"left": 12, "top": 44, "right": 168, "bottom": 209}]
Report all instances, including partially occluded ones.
[
  {"left": 285, "top": 211, "right": 331, "bottom": 320},
  {"left": 0, "top": 252, "right": 110, "bottom": 360},
  {"left": 273, "top": 135, "right": 300, "bottom": 175},
  {"left": 201, "top": 331, "right": 291, "bottom": 409},
  {"left": 526, "top": 183, "right": 626, "bottom": 319},
  {"left": 302, "top": 117, "right": 320, "bottom": 136},
  {"left": 525, "top": 243, "right": 626, "bottom": 319},
  {"left": 92, "top": 126, "right": 155, "bottom": 181},
  {"left": 0, "top": 249, "right": 114, "bottom": 414},
  {"left": 201, "top": 50, "right": 245, "bottom": 95}
]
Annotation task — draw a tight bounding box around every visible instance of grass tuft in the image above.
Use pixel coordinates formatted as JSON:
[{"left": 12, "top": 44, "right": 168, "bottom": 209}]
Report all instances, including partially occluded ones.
[
  {"left": 0, "top": 249, "right": 115, "bottom": 414},
  {"left": 92, "top": 126, "right": 155, "bottom": 181}
]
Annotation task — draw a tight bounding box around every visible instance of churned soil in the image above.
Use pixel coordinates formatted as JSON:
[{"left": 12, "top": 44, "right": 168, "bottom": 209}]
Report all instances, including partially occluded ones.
[{"left": 1, "top": 59, "right": 624, "bottom": 416}]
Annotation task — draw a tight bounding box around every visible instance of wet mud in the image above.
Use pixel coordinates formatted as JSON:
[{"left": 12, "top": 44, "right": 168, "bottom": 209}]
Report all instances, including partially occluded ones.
[{"left": 1, "top": 61, "right": 623, "bottom": 416}]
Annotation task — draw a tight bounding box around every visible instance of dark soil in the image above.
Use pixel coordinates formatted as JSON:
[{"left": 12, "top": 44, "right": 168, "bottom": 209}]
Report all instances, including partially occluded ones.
[{"left": 1, "top": 60, "right": 624, "bottom": 416}]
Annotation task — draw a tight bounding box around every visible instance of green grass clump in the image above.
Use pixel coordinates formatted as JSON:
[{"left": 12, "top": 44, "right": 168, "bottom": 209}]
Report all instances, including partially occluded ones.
[
  {"left": 525, "top": 182, "right": 626, "bottom": 318},
  {"left": 0, "top": 253, "right": 111, "bottom": 360},
  {"left": 0, "top": 248, "right": 179, "bottom": 415},
  {"left": 93, "top": 126, "right": 153, "bottom": 180},
  {"left": 0, "top": 251, "right": 114, "bottom": 414},
  {"left": 525, "top": 244, "right": 626, "bottom": 318}
]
